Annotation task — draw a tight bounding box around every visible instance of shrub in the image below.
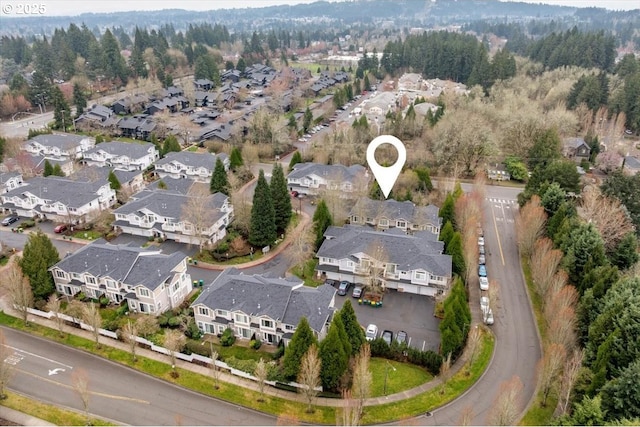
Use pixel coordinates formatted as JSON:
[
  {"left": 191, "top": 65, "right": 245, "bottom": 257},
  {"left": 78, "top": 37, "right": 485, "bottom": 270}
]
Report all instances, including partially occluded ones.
[
  {"left": 116, "top": 304, "right": 129, "bottom": 316},
  {"left": 250, "top": 339, "right": 262, "bottom": 350},
  {"left": 99, "top": 296, "right": 110, "bottom": 307},
  {"left": 157, "top": 313, "right": 171, "bottom": 327},
  {"left": 168, "top": 316, "right": 182, "bottom": 328},
  {"left": 220, "top": 327, "right": 236, "bottom": 347},
  {"left": 370, "top": 338, "right": 391, "bottom": 358},
  {"left": 184, "top": 319, "right": 203, "bottom": 340},
  {"left": 273, "top": 342, "right": 285, "bottom": 360},
  {"left": 20, "top": 220, "right": 36, "bottom": 228},
  {"left": 184, "top": 340, "right": 211, "bottom": 357}
]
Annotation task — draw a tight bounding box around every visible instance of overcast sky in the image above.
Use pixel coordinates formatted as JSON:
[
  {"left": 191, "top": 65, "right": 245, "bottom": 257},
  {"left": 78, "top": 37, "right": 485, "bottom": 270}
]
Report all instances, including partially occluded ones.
[{"left": 27, "top": 0, "right": 639, "bottom": 16}]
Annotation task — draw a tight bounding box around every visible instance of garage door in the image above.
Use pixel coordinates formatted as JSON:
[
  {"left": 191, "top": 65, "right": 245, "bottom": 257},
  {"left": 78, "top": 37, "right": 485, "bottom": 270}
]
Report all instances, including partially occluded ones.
[
  {"left": 398, "top": 284, "right": 418, "bottom": 294},
  {"left": 419, "top": 285, "right": 436, "bottom": 296}
]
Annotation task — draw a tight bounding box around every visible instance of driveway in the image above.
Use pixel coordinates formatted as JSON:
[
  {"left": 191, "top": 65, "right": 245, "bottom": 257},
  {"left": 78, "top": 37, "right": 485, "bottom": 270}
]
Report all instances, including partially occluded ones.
[{"left": 335, "top": 290, "right": 440, "bottom": 352}]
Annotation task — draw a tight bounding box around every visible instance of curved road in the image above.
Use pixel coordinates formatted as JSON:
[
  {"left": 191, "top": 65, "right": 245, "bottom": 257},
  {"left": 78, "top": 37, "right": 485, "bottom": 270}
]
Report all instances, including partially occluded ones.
[
  {"left": 421, "top": 184, "right": 540, "bottom": 425},
  {"left": 1, "top": 327, "right": 274, "bottom": 426}
]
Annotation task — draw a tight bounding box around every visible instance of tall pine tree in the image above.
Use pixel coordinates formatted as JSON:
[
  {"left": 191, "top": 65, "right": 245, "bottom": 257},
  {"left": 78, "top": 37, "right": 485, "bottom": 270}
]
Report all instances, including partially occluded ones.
[
  {"left": 19, "top": 231, "right": 60, "bottom": 301},
  {"left": 210, "top": 157, "right": 229, "bottom": 195},
  {"left": 43, "top": 159, "right": 53, "bottom": 177},
  {"left": 339, "top": 300, "right": 366, "bottom": 356},
  {"left": 282, "top": 317, "right": 317, "bottom": 380},
  {"left": 229, "top": 147, "right": 243, "bottom": 171},
  {"left": 249, "top": 170, "right": 276, "bottom": 247},
  {"left": 270, "top": 163, "right": 291, "bottom": 231},
  {"left": 312, "top": 199, "right": 333, "bottom": 250},
  {"left": 319, "top": 319, "right": 349, "bottom": 392}
]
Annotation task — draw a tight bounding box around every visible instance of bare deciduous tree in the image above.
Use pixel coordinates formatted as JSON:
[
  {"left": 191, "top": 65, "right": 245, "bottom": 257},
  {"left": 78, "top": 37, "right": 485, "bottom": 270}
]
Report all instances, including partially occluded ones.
[
  {"left": 459, "top": 405, "right": 475, "bottom": 426},
  {"left": 120, "top": 320, "right": 139, "bottom": 362},
  {"left": 556, "top": 348, "right": 584, "bottom": 417},
  {"left": 465, "top": 326, "right": 483, "bottom": 376},
  {"left": 72, "top": 368, "right": 91, "bottom": 425},
  {"left": 1, "top": 260, "right": 33, "bottom": 325},
  {"left": 254, "top": 357, "right": 269, "bottom": 402},
  {"left": 82, "top": 302, "right": 102, "bottom": 348},
  {"left": 298, "top": 343, "right": 321, "bottom": 413},
  {"left": 544, "top": 285, "right": 579, "bottom": 333},
  {"left": 577, "top": 185, "right": 635, "bottom": 252},
  {"left": 0, "top": 330, "right": 15, "bottom": 400},
  {"left": 340, "top": 389, "right": 360, "bottom": 427},
  {"left": 530, "top": 238, "right": 563, "bottom": 302},
  {"left": 163, "top": 329, "right": 187, "bottom": 376},
  {"left": 230, "top": 188, "right": 252, "bottom": 237},
  {"left": 286, "top": 225, "right": 315, "bottom": 276},
  {"left": 210, "top": 349, "right": 221, "bottom": 390},
  {"left": 439, "top": 352, "right": 452, "bottom": 395},
  {"left": 516, "top": 196, "right": 547, "bottom": 258},
  {"left": 364, "top": 241, "right": 389, "bottom": 297},
  {"left": 351, "top": 343, "right": 372, "bottom": 421},
  {"left": 487, "top": 375, "right": 524, "bottom": 426},
  {"left": 46, "top": 294, "right": 64, "bottom": 336},
  {"left": 547, "top": 306, "right": 577, "bottom": 352},
  {"left": 537, "top": 343, "right": 566, "bottom": 407},
  {"left": 181, "top": 185, "right": 216, "bottom": 252}
]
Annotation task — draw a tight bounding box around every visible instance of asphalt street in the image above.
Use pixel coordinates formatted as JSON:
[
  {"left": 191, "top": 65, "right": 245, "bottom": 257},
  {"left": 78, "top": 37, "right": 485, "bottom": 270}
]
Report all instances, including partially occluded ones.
[{"left": 1, "top": 327, "right": 275, "bottom": 426}]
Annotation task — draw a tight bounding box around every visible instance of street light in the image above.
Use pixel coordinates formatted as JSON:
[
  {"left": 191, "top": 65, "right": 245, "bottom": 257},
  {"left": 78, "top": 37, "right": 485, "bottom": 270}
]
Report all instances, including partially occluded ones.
[{"left": 383, "top": 360, "right": 396, "bottom": 396}]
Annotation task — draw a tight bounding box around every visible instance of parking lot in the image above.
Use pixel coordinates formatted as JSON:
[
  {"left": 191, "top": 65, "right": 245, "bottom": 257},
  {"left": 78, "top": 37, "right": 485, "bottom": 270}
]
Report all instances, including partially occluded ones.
[{"left": 334, "top": 289, "right": 441, "bottom": 352}]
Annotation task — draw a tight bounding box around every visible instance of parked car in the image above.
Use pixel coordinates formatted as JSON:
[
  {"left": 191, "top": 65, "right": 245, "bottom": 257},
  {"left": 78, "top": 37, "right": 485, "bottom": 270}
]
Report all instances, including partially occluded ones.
[
  {"left": 365, "top": 324, "right": 378, "bottom": 341},
  {"left": 484, "top": 308, "right": 494, "bottom": 325},
  {"left": 291, "top": 190, "right": 299, "bottom": 197},
  {"left": 479, "top": 245, "right": 485, "bottom": 255},
  {"left": 396, "top": 330, "right": 408, "bottom": 345},
  {"left": 479, "top": 264, "right": 487, "bottom": 277},
  {"left": 382, "top": 330, "right": 393, "bottom": 345},
  {"left": 338, "top": 281, "right": 352, "bottom": 296},
  {"left": 54, "top": 224, "right": 68, "bottom": 234},
  {"left": 479, "top": 254, "right": 486, "bottom": 265},
  {"left": 324, "top": 279, "right": 338, "bottom": 288},
  {"left": 478, "top": 236, "right": 485, "bottom": 246},
  {"left": 352, "top": 285, "right": 363, "bottom": 298},
  {"left": 480, "top": 296, "right": 490, "bottom": 313},
  {"left": 479, "top": 276, "right": 489, "bottom": 291},
  {"left": 1, "top": 215, "right": 19, "bottom": 226}
]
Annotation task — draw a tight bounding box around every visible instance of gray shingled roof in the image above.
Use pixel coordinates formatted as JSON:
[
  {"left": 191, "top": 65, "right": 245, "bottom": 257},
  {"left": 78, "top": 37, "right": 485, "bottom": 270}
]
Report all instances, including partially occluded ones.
[
  {"left": 114, "top": 190, "right": 228, "bottom": 225},
  {"left": 69, "top": 167, "right": 141, "bottom": 185},
  {"left": 155, "top": 151, "right": 228, "bottom": 172},
  {"left": 147, "top": 177, "right": 197, "bottom": 195},
  {"left": 625, "top": 156, "right": 640, "bottom": 170},
  {"left": 3, "top": 176, "right": 107, "bottom": 208},
  {"left": 317, "top": 225, "right": 451, "bottom": 276},
  {"left": 51, "top": 240, "right": 186, "bottom": 291},
  {"left": 0, "top": 171, "right": 21, "bottom": 185},
  {"left": 192, "top": 268, "right": 335, "bottom": 333},
  {"left": 27, "top": 133, "right": 86, "bottom": 150},
  {"left": 287, "top": 162, "right": 366, "bottom": 183},
  {"left": 350, "top": 198, "right": 441, "bottom": 227},
  {"left": 564, "top": 137, "right": 589, "bottom": 149},
  {"left": 85, "top": 141, "right": 156, "bottom": 159}
]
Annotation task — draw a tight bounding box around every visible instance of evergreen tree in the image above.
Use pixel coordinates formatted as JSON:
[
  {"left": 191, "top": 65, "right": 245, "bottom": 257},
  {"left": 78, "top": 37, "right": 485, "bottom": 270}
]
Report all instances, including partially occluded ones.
[
  {"left": 229, "top": 147, "right": 243, "bottom": 171},
  {"left": 282, "top": 317, "right": 317, "bottom": 380},
  {"left": 161, "top": 135, "right": 181, "bottom": 156},
  {"left": 339, "top": 300, "right": 366, "bottom": 356},
  {"left": 108, "top": 170, "right": 121, "bottom": 191},
  {"left": 319, "top": 320, "right": 349, "bottom": 392},
  {"left": 289, "top": 151, "right": 302, "bottom": 171},
  {"left": 249, "top": 170, "right": 276, "bottom": 247},
  {"left": 312, "top": 199, "right": 333, "bottom": 250},
  {"left": 210, "top": 157, "right": 229, "bottom": 195},
  {"left": 332, "top": 314, "right": 352, "bottom": 359},
  {"left": 302, "top": 107, "right": 313, "bottom": 133},
  {"left": 101, "top": 29, "right": 128, "bottom": 85},
  {"left": 19, "top": 230, "right": 60, "bottom": 301},
  {"left": 52, "top": 164, "right": 64, "bottom": 177},
  {"left": 415, "top": 167, "right": 433, "bottom": 192},
  {"left": 72, "top": 83, "right": 86, "bottom": 118},
  {"left": 439, "top": 194, "right": 456, "bottom": 230},
  {"left": 270, "top": 163, "right": 292, "bottom": 231},
  {"left": 51, "top": 86, "right": 71, "bottom": 130},
  {"left": 43, "top": 159, "right": 53, "bottom": 177},
  {"left": 446, "top": 232, "right": 466, "bottom": 276},
  {"left": 610, "top": 233, "right": 639, "bottom": 271}
]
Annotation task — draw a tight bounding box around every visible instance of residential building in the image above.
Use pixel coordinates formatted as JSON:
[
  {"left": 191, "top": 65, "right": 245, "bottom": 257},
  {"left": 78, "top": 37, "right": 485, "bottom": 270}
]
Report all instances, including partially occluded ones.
[
  {"left": 111, "top": 94, "right": 148, "bottom": 115},
  {"left": 0, "top": 172, "right": 25, "bottom": 195},
  {"left": 23, "top": 133, "right": 95, "bottom": 160},
  {"left": 50, "top": 240, "right": 192, "bottom": 313},
  {"left": 83, "top": 141, "right": 159, "bottom": 171},
  {"left": 563, "top": 137, "right": 591, "bottom": 163},
  {"left": 69, "top": 167, "right": 146, "bottom": 196},
  {"left": 487, "top": 164, "right": 511, "bottom": 181},
  {"left": 623, "top": 155, "right": 640, "bottom": 176},
  {"left": 194, "top": 79, "right": 215, "bottom": 91},
  {"left": 117, "top": 115, "right": 157, "bottom": 140},
  {"left": 112, "top": 189, "right": 233, "bottom": 246},
  {"left": 147, "top": 176, "right": 199, "bottom": 195},
  {"left": 0, "top": 176, "right": 116, "bottom": 222},
  {"left": 316, "top": 225, "right": 452, "bottom": 296},
  {"left": 74, "top": 105, "right": 120, "bottom": 130},
  {"left": 365, "top": 92, "right": 397, "bottom": 117},
  {"left": 287, "top": 162, "right": 369, "bottom": 196},
  {"left": 191, "top": 268, "right": 335, "bottom": 345},
  {"left": 1, "top": 153, "right": 74, "bottom": 177},
  {"left": 349, "top": 198, "right": 442, "bottom": 234},
  {"left": 154, "top": 151, "right": 229, "bottom": 182}
]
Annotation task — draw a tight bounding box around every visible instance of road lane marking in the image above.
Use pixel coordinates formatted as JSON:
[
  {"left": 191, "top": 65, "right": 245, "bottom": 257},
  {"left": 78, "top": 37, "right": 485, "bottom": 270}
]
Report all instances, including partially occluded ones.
[
  {"left": 4, "top": 345, "right": 73, "bottom": 369},
  {"left": 15, "top": 368, "right": 150, "bottom": 404},
  {"left": 491, "top": 202, "right": 506, "bottom": 266}
]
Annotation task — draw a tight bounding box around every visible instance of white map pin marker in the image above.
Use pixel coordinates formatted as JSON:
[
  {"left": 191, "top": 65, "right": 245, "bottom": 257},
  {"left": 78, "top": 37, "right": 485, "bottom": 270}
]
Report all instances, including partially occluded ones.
[{"left": 366, "top": 135, "right": 406, "bottom": 199}]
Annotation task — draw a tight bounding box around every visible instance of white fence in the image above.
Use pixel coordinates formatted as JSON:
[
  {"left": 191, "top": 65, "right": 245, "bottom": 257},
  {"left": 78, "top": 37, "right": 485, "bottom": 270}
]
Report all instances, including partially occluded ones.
[{"left": 24, "top": 307, "right": 320, "bottom": 391}]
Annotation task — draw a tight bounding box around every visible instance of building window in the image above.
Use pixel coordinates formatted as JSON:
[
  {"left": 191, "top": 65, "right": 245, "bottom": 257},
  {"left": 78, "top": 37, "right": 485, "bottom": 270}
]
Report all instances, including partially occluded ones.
[
  {"left": 285, "top": 324, "right": 294, "bottom": 331},
  {"left": 55, "top": 270, "right": 66, "bottom": 279},
  {"left": 106, "top": 280, "right": 117, "bottom": 289},
  {"left": 379, "top": 219, "right": 389, "bottom": 227},
  {"left": 198, "top": 307, "right": 210, "bottom": 317},
  {"left": 352, "top": 216, "right": 359, "bottom": 223},
  {"left": 237, "top": 327, "right": 251, "bottom": 339},
  {"left": 397, "top": 221, "right": 406, "bottom": 228},
  {"left": 138, "top": 288, "right": 150, "bottom": 297},
  {"left": 234, "top": 313, "right": 248, "bottom": 324},
  {"left": 85, "top": 276, "right": 96, "bottom": 285},
  {"left": 415, "top": 271, "right": 426, "bottom": 281},
  {"left": 72, "top": 272, "right": 81, "bottom": 279},
  {"left": 217, "top": 309, "right": 228, "bottom": 317},
  {"left": 261, "top": 319, "right": 274, "bottom": 329}
]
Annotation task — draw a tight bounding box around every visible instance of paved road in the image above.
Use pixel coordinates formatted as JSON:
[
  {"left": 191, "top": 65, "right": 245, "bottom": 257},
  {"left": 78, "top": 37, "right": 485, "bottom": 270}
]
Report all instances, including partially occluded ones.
[
  {"left": 418, "top": 183, "right": 540, "bottom": 425},
  {"left": 1, "top": 327, "right": 275, "bottom": 426}
]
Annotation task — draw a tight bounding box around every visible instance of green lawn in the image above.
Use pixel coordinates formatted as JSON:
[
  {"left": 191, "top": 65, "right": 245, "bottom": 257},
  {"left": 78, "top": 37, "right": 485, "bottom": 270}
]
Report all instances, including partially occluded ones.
[
  {"left": 72, "top": 230, "right": 103, "bottom": 240},
  {"left": 1, "top": 392, "right": 115, "bottom": 426},
  {"left": 369, "top": 357, "right": 432, "bottom": 397},
  {"left": 187, "top": 145, "right": 198, "bottom": 152}
]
